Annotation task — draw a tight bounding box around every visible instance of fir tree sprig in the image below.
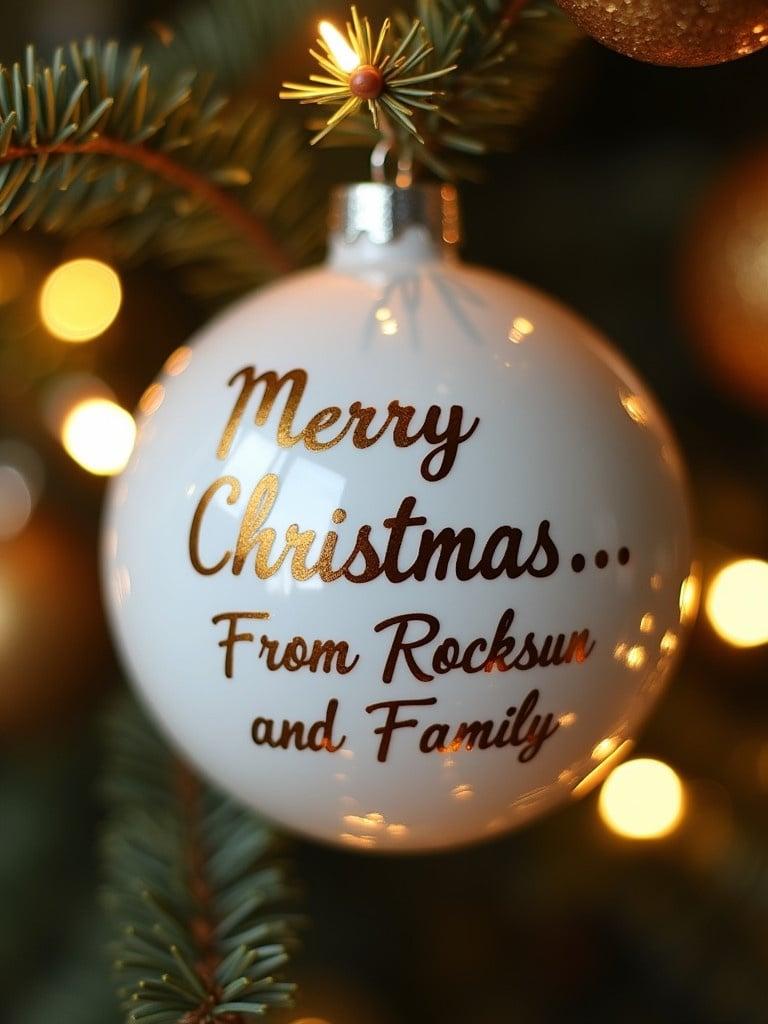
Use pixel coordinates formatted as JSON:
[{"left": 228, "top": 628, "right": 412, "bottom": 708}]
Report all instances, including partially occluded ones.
[
  {"left": 102, "top": 697, "right": 299, "bottom": 1023},
  {"left": 144, "top": 0, "right": 324, "bottom": 91},
  {"left": 287, "top": 0, "right": 580, "bottom": 178},
  {"left": 280, "top": 6, "right": 459, "bottom": 143},
  {"left": 416, "top": 0, "right": 582, "bottom": 176},
  {"left": 0, "top": 41, "right": 320, "bottom": 296}
]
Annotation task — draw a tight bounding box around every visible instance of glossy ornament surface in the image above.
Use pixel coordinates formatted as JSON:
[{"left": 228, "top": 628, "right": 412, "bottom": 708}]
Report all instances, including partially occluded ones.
[
  {"left": 557, "top": 0, "right": 768, "bottom": 67},
  {"left": 103, "top": 184, "right": 692, "bottom": 852},
  {"left": 682, "top": 147, "right": 768, "bottom": 413}
]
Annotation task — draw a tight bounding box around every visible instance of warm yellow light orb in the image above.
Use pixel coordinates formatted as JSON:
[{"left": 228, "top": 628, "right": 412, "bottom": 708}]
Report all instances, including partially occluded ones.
[
  {"left": 319, "top": 20, "right": 360, "bottom": 71},
  {"left": 598, "top": 758, "right": 685, "bottom": 840},
  {"left": 705, "top": 558, "right": 768, "bottom": 648},
  {"left": 61, "top": 398, "right": 136, "bottom": 476},
  {"left": 40, "top": 258, "right": 122, "bottom": 342}
]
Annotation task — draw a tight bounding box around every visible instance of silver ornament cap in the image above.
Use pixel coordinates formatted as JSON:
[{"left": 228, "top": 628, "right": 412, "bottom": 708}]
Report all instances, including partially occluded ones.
[{"left": 329, "top": 182, "right": 460, "bottom": 247}]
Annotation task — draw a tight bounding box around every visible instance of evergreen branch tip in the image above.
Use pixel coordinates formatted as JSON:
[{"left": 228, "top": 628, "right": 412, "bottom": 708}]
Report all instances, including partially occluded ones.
[
  {"left": 280, "top": 5, "right": 457, "bottom": 144},
  {"left": 102, "top": 695, "right": 300, "bottom": 1023}
]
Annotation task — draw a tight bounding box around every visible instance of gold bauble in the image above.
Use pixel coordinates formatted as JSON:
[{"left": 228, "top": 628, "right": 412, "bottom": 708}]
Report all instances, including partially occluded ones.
[
  {"left": 557, "top": 0, "right": 768, "bottom": 66},
  {"left": 0, "top": 510, "right": 109, "bottom": 733},
  {"left": 682, "top": 148, "right": 768, "bottom": 412}
]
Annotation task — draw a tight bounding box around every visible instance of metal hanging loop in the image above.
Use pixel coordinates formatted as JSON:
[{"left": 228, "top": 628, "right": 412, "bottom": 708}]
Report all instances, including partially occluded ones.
[
  {"left": 370, "top": 138, "right": 391, "bottom": 183},
  {"left": 370, "top": 136, "right": 414, "bottom": 188}
]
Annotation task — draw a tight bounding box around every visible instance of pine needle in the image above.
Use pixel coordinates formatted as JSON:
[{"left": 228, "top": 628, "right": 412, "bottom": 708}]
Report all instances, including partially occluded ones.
[
  {"left": 301, "top": 0, "right": 581, "bottom": 178},
  {"left": 102, "top": 695, "right": 300, "bottom": 1023},
  {"left": 0, "top": 40, "right": 323, "bottom": 298}
]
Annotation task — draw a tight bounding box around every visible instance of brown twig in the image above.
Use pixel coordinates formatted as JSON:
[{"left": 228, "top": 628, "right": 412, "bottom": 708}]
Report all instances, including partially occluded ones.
[
  {"left": 2, "top": 138, "right": 296, "bottom": 276},
  {"left": 176, "top": 760, "right": 242, "bottom": 1024}
]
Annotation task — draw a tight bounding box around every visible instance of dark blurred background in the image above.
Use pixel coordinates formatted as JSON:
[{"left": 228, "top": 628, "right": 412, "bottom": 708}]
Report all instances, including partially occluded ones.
[{"left": 1, "top": 3, "right": 768, "bottom": 1023}]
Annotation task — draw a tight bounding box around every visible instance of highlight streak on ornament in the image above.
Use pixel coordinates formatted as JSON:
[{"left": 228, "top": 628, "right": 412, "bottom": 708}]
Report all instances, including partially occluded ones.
[
  {"left": 679, "top": 570, "right": 701, "bottom": 626},
  {"left": 572, "top": 740, "right": 634, "bottom": 799}
]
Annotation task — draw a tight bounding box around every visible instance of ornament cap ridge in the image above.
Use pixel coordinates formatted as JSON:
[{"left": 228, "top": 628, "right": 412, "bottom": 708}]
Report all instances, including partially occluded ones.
[{"left": 329, "top": 182, "right": 460, "bottom": 248}]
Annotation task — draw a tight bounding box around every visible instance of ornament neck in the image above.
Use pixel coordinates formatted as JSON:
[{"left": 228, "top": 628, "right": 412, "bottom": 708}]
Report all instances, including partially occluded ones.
[{"left": 327, "top": 183, "right": 460, "bottom": 270}]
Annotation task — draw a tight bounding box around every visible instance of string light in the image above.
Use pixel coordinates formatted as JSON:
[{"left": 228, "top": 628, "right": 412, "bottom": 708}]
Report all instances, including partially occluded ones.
[
  {"left": 705, "top": 558, "right": 768, "bottom": 648},
  {"left": 598, "top": 758, "right": 685, "bottom": 840},
  {"left": 61, "top": 398, "right": 136, "bottom": 476},
  {"left": 40, "top": 258, "right": 122, "bottom": 342},
  {"left": 318, "top": 20, "right": 360, "bottom": 72}
]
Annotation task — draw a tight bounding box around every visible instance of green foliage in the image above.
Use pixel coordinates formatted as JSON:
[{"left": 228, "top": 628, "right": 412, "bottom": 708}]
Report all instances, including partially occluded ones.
[
  {"left": 102, "top": 697, "right": 298, "bottom": 1023},
  {"left": 281, "top": 6, "right": 459, "bottom": 143},
  {"left": 0, "top": 40, "right": 321, "bottom": 299},
  {"left": 419, "top": 0, "right": 581, "bottom": 175},
  {"left": 144, "top": 0, "right": 326, "bottom": 90},
  {"left": 308, "top": 0, "right": 581, "bottom": 178},
  {"left": 0, "top": 3, "right": 578, "bottom": 306}
]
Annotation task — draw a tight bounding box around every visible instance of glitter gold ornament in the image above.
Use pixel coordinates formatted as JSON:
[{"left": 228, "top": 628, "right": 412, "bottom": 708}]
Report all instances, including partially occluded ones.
[
  {"left": 682, "top": 147, "right": 768, "bottom": 412},
  {"left": 556, "top": 0, "right": 768, "bottom": 67}
]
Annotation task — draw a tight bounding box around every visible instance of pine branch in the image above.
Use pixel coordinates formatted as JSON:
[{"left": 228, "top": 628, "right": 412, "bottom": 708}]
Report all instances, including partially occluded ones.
[
  {"left": 281, "top": 8, "right": 459, "bottom": 144},
  {"left": 303, "top": 0, "right": 581, "bottom": 179},
  {"left": 102, "top": 696, "right": 299, "bottom": 1024},
  {"left": 2, "top": 136, "right": 290, "bottom": 271},
  {"left": 418, "top": 0, "right": 581, "bottom": 172},
  {"left": 0, "top": 41, "right": 323, "bottom": 298},
  {"left": 144, "top": 0, "right": 326, "bottom": 91}
]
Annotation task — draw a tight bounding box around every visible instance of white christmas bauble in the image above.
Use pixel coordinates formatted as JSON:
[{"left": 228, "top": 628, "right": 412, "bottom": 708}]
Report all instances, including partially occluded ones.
[{"left": 103, "top": 185, "right": 693, "bottom": 852}]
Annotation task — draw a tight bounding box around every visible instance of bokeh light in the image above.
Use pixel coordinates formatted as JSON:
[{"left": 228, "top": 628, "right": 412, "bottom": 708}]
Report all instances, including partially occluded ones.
[
  {"left": 599, "top": 758, "right": 685, "bottom": 840},
  {"left": 0, "top": 442, "right": 44, "bottom": 540},
  {"left": 0, "top": 466, "right": 33, "bottom": 540},
  {"left": 705, "top": 558, "right": 768, "bottom": 648},
  {"left": 40, "top": 258, "right": 122, "bottom": 342},
  {"left": 61, "top": 398, "right": 136, "bottom": 476}
]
